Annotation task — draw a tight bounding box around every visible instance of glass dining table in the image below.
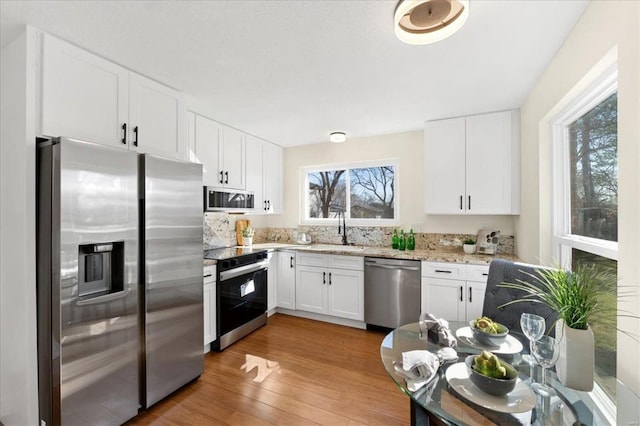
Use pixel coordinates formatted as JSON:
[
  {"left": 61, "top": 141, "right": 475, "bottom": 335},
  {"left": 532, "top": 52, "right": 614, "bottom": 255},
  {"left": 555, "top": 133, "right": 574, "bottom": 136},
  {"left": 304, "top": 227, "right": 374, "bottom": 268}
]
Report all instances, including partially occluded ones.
[{"left": 380, "top": 322, "right": 608, "bottom": 426}]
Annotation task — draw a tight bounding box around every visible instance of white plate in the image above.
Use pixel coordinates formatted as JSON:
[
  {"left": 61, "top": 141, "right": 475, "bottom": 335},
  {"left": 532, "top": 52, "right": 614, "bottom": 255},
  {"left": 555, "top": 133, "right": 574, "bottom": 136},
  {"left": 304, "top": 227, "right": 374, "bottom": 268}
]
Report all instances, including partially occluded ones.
[
  {"left": 455, "top": 326, "right": 523, "bottom": 355},
  {"left": 445, "top": 362, "right": 536, "bottom": 414}
]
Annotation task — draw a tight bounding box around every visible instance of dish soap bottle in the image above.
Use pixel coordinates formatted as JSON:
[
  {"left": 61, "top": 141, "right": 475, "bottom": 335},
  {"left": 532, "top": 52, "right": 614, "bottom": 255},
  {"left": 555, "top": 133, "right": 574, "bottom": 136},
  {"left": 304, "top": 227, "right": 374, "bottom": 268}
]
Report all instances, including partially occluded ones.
[
  {"left": 392, "top": 229, "right": 399, "bottom": 249},
  {"left": 407, "top": 229, "right": 415, "bottom": 250},
  {"left": 398, "top": 230, "right": 406, "bottom": 251}
]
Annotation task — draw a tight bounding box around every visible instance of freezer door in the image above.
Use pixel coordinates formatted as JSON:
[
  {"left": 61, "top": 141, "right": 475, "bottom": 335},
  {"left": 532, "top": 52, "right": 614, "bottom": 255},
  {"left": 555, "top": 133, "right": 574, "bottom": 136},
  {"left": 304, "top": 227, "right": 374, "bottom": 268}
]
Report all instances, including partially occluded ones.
[
  {"left": 142, "top": 154, "right": 204, "bottom": 407},
  {"left": 38, "top": 137, "right": 140, "bottom": 425}
]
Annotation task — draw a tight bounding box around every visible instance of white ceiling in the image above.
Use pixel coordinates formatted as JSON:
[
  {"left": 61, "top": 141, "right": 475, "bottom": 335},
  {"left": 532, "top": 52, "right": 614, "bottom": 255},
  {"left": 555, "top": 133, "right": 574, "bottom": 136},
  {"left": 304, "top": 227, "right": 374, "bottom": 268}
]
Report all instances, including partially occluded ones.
[{"left": 1, "top": 0, "right": 588, "bottom": 147}]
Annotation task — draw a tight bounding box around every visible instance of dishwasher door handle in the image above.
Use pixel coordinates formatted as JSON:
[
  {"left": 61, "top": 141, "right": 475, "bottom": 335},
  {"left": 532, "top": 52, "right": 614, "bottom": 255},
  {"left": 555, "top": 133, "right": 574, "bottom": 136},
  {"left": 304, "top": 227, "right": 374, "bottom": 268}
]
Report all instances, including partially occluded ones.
[{"left": 364, "top": 263, "right": 419, "bottom": 271}]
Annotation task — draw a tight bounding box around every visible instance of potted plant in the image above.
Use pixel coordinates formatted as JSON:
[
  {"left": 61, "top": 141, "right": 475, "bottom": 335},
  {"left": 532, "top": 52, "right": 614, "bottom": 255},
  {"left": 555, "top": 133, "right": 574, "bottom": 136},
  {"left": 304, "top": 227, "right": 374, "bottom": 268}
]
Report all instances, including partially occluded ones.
[
  {"left": 462, "top": 238, "right": 476, "bottom": 254},
  {"left": 498, "top": 264, "right": 617, "bottom": 391},
  {"left": 242, "top": 226, "right": 255, "bottom": 246}
]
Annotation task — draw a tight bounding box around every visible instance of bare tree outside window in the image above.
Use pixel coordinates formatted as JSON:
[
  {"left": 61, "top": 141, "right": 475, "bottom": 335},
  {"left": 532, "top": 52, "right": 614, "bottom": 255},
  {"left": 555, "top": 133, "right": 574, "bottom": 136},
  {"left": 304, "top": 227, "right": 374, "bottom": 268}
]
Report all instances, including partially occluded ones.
[
  {"left": 349, "top": 166, "right": 394, "bottom": 219},
  {"left": 308, "top": 170, "right": 346, "bottom": 218},
  {"left": 306, "top": 163, "right": 397, "bottom": 221}
]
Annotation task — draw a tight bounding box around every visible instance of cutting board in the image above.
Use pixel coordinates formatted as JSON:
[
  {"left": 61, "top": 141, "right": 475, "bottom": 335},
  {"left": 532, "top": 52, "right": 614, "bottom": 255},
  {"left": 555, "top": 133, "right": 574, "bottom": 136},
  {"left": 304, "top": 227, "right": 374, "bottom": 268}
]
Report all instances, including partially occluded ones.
[{"left": 236, "top": 219, "right": 250, "bottom": 246}]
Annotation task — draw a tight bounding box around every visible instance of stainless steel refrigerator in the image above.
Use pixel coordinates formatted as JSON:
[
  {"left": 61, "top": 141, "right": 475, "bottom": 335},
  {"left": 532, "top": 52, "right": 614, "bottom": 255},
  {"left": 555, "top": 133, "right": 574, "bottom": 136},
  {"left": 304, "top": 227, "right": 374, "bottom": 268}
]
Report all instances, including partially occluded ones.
[{"left": 37, "top": 137, "right": 203, "bottom": 425}]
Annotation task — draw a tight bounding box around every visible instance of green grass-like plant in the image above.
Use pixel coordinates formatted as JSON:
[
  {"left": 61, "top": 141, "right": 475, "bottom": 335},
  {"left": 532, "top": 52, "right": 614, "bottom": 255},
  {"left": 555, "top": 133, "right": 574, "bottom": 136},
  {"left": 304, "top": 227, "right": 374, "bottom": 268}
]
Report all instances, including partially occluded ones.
[{"left": 498, "top": 264, "right": 616, "bottom": 330}]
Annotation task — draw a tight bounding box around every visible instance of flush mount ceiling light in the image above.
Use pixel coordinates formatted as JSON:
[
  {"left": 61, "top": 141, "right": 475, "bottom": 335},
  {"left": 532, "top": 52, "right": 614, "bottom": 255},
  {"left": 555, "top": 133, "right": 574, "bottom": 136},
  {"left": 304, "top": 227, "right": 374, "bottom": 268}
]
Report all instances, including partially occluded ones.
[
  {"left": 329, "top": 132, "right": 347, "bottom": 143},
  {"left": 394, "top": 0, "right": 469, "bottom": 45}
]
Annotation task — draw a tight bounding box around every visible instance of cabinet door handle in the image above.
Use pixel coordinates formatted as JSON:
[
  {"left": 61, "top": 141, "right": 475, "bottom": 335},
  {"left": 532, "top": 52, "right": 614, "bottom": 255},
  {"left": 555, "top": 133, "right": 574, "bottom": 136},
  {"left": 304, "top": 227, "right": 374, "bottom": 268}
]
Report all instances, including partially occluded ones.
[
  {"left": 121, "top": 123, "right": 127, "bottom": 145},
  {"left": 460, "top": 286, "right": 463, "bottom": 302},
  {"left": 264, "top": 200, "right": 267, "bottom": 211},
  {"left": 460, "top": 195, "right": 463, "bottom": 210},
  {"left": 225, "top": 171, "right": 229, "bottom": 184},
  {"left": 468, "top": 195, "right": 471, "bottom": 210},
  {"left": 482, "top": 273, "right": 488, "bottom": 276},
  {"left": 323, "top": 272, "right": 326, "bottom": 284},
  {"left": 290, "top": 256, "right": 294, "bottom": 268},
  {"left": 434, "top": 269, "right": 452, "bottom": 274},
  {"left": 133, "top": 126, "right": 139, "bottom": 147},
  {"left": 219, "top": 171, "right": 224, "bottom": 184},
  {"left": 329, "top": 272, "right": 332, "bottom": 285},
  {"left": 469, "top": 287, "right": 472, "bottom": 303},
  {"left": 267, "top": 200, "right": 271, "bottom": 210}
]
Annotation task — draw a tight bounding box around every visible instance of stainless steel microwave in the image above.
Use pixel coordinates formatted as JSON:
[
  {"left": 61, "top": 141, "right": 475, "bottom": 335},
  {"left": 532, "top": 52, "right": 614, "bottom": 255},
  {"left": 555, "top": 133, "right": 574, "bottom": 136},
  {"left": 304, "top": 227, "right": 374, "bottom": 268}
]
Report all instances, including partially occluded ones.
[{"left": 204, "top": 187, "right": 255, "bottom": 212}]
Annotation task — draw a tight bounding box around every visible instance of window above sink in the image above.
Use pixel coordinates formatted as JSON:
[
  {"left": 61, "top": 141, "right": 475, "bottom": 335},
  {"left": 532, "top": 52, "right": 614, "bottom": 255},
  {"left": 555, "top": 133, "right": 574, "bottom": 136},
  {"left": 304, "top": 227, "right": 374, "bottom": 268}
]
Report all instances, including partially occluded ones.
[{"left": 300, "top": 159, "right": 399, "bottom": 226}]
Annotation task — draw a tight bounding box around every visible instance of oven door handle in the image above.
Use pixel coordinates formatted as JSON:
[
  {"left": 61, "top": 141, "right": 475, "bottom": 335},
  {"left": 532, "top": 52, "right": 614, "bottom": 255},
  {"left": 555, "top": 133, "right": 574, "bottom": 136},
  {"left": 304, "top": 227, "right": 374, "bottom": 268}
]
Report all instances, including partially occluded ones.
[{"left": 219, "top": 260, "right": 269, "bottom": 281}]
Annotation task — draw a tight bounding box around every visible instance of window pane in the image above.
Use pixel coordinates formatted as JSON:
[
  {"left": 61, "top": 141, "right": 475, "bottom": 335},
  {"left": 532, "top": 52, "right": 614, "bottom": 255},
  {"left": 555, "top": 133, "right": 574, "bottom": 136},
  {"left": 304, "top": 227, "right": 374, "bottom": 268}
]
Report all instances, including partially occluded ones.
[
  {"left": 568, "top": 93, "right": 617, "bottom": 241},
  {"left": 307, "top": 170, "right": 346, "bottom": 218},
  {"left": 349, "top": 166, "right": 395, "bottom": 219},
  {"left": 571, "top": 248, "right": 617, "bottom": 400}
]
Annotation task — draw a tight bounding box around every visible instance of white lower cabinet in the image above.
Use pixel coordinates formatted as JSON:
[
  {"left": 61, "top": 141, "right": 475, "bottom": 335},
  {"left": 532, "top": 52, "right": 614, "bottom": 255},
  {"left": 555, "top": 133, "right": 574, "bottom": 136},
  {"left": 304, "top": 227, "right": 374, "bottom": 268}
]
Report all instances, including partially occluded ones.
[
  {"left": 203, "top": 265, "right": 217, "bottom": 348},
  {"left": 295, "top": 254, "right": 364, "bottom": 321},
  {"left": 421, "top": 262, "right": 489, "bottom": 323},
  {"left": 276, "top": 251, "right": 296, "bottom": 309}
]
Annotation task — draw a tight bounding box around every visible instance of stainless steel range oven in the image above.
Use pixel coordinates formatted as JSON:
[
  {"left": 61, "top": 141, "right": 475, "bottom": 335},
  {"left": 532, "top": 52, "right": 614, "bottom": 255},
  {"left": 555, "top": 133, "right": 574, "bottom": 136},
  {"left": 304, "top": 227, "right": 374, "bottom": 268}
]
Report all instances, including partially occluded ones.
[{"left": 204, "top": 248, "right": 269, "bottom": 351}]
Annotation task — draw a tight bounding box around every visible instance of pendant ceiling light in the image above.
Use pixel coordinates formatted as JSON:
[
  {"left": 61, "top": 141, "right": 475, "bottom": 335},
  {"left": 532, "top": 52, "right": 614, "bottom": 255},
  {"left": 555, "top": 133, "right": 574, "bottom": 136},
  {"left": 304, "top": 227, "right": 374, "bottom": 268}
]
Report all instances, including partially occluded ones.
[
  {"left": 329, "top": 132, "right": 346, "bottom": 143},
  {"left": 394, "top": 0, "right": 469, "bottom": 45}
]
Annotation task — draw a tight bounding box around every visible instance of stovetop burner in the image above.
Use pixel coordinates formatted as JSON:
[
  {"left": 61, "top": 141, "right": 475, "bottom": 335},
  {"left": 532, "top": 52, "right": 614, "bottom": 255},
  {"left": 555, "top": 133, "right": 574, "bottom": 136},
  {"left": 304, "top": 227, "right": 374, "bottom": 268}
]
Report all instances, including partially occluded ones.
[{"left": 204, "top": 247, "right": 268, "bottom": 271}]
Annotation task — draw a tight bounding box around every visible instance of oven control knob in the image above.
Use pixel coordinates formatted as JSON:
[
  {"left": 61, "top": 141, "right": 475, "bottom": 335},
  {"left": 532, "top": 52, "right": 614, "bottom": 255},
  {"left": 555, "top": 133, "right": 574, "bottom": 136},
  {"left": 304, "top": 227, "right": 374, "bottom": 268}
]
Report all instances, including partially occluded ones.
[
  {"left": 230, "top": 259, "right": 238, "bottom": 267},
  {"left": 222, "top": 260, "right": 230, "bottom": 269}
]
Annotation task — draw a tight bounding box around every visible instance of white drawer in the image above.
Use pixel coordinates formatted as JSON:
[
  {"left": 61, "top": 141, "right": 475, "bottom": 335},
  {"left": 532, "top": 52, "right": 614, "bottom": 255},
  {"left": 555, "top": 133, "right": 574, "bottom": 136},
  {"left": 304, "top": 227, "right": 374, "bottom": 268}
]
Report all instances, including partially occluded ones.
[
  {"left": 203, "top": 265, "right": 216, "bottom": 284},
  {"left": 422, "top": 261, "right": 467, "bottom": 280},
  {"left": 328, "top": 255, "right": 364, "bottom": 271},
  {"left": 296, "top": 252, "right": 328, "bottom": 267},
  {"left": 467, "top": 265, "right": 490, "bottom": 283}
]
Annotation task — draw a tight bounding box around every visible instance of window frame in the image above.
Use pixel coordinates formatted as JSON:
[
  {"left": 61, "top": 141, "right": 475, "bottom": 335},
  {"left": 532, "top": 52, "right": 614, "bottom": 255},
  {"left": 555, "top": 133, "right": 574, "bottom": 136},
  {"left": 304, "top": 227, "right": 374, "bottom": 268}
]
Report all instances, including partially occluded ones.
[
  {"left": 551, "top": 65, "right": 618, "bottom": 266},
  {"left": 300, "top": 158, "right": 400, "bottom": 226},
  {"left": 550, "top": 62, "right": 618, "bottom": 421}
]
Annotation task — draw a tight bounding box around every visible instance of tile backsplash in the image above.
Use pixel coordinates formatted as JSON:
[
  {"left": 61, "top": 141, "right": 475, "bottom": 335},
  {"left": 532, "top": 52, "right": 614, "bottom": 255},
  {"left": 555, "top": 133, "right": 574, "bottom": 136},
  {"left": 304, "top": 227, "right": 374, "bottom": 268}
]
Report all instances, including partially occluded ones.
[{"left": 204, "top": 213, "right": 514, "bottom": 254}]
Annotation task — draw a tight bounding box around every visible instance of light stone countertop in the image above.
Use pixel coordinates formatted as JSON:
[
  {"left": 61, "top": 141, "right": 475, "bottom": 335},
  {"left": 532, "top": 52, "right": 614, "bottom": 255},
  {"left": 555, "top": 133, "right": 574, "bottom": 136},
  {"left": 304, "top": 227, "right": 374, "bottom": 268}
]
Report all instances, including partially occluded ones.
[{"left": 204, "top": 243, "right": 519, "bottom": 266}]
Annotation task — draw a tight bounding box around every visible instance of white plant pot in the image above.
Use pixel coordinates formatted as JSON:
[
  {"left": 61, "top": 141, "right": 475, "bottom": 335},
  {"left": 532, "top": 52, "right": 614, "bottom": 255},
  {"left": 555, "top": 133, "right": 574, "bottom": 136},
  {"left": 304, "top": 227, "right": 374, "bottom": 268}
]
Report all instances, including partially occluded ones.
[
  {"left": 244, "top": 237, "right": 253, "bottom": 246},
  {"left": 555, "top": 319, "right": 594, "bottom": 391},
  {"left": 463, "top": 244, "right": 476, "bottom": 254}
]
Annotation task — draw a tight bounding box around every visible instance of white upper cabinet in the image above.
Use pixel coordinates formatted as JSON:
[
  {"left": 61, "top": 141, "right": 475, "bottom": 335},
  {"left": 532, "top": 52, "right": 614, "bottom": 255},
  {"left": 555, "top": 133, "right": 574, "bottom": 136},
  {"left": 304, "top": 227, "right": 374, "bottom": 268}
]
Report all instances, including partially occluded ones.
[
  {"left": 129, "top": 72, "right": 185, "bottom": 159},
  {"left": 245, "top": 136, "right": 283, "bottom": 214},
  {"left": 193, "top": 114, "right": 222, "bottom": 186},
  {"left": 41, "top": 34, "right": 186, "bottom": 160},
  {"left": 263, "top": 141, "right": 283, "bottom": 214},
  {"left": 424, "top": 110, "right": 520, "bottom": 215},
  {"left": 193, "top": 114, "right": 245, "bottom": 189},
  {"left": 221, "top": 126, "right": 245, "bottom": 190},
  {"left": 41, "top": 34, "right": 129, "bottom": 148},
  {"left": 245, "top": 134, "right": 264, "bottom": 213},
  {"left": 424, "top": 117, "right": 466, "bottom": 214}
]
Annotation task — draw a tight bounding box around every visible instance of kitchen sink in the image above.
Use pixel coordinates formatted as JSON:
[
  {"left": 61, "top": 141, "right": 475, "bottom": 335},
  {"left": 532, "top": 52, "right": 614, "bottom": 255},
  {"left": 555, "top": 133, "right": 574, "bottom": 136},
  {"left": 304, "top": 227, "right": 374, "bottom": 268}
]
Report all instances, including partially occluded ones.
[{"left": 304, "top": 244, "right": 366, "bottom": 252}]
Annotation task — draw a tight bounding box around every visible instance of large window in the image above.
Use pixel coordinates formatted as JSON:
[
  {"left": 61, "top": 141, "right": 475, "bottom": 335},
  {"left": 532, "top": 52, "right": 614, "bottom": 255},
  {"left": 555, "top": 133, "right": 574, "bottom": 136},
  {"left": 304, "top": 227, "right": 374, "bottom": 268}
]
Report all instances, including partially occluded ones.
[
  {"left": 552, "top": 66, "right": 618, "bottom": 405},
  {"left": 302, "top": 161, "right": 398, "bottom": 224}
]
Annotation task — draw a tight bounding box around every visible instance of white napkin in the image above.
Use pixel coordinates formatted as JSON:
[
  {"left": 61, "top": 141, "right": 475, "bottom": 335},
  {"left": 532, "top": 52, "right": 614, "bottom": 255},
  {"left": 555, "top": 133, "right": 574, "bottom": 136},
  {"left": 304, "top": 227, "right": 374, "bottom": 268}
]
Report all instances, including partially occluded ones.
[
  {"left": 395, "top": 350, "right": 440, "bottom": 392},
  {"left": 419, "top": 313, "right": 457, "bottom": 347}
]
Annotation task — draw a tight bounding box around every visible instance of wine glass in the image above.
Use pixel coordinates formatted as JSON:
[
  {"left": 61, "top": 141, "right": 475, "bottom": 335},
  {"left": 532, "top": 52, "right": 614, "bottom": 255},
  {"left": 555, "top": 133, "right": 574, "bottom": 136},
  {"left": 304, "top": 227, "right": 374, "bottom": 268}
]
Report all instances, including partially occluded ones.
[
  {"left": 520, "top": 313, "right": 545, "bottom": 365},
  {"left": 530, "top": 335, "right": 560, "bottom": 396}
]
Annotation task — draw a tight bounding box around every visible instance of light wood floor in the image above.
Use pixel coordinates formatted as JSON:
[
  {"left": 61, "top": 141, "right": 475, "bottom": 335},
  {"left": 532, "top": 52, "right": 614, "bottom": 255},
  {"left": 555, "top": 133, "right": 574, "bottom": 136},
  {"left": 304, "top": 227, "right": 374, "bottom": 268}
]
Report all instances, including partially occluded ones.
[{"left": 127, "top": 314, "right": 410, "bottom": 425}]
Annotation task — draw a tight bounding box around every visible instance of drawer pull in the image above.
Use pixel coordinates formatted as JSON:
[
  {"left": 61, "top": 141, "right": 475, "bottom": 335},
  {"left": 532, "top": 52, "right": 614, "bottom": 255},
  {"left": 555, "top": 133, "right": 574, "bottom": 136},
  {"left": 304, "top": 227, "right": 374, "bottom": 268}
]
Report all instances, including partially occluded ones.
[
  {"left": 434, "top": 269, "right": 452, "bottom": 274},
  {"left": 203, "top": 273, "right": 213, "bottom": 278}
]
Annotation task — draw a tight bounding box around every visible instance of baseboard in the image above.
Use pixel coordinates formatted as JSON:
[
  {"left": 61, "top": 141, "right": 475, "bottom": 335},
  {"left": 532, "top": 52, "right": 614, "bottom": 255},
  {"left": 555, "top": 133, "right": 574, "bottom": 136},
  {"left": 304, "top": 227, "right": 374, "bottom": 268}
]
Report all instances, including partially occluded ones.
[{"left": 275, "top": 308, "right": 366, "bottom": 329}]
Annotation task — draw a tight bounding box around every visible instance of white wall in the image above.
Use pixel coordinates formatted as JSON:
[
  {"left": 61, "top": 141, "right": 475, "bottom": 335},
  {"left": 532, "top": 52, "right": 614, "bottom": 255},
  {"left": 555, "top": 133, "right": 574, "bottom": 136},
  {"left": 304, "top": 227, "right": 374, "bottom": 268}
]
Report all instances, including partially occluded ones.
[
  {"left": 515, "top": 0, "right": 640, "bottom": 420},
  {"left": 0, "top": 27, "right": 39, "bottom": 425},
  {"left": 269, "top": 130, "right": 516, "bottom": 235}
]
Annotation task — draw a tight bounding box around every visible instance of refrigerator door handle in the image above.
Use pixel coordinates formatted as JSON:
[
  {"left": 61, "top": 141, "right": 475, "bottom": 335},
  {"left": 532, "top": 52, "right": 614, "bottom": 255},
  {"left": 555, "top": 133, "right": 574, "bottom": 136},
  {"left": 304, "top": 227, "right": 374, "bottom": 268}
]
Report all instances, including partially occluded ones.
[{"left": 76, "top": 288, "right": 131, "bottom": 306}]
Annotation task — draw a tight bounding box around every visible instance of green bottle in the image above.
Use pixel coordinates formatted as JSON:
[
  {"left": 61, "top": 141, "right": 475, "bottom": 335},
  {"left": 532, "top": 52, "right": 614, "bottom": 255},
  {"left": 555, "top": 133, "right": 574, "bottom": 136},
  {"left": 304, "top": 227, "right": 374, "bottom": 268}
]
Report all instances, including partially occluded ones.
[
  {"left": 408, "top": 229, "right": 415, "bottom": 250},
  {"left": 392, "top": 229, "right": 399, "bottom": 249},
  {"left": 398, "top": 230, "right": 406, "bottom": 251}
]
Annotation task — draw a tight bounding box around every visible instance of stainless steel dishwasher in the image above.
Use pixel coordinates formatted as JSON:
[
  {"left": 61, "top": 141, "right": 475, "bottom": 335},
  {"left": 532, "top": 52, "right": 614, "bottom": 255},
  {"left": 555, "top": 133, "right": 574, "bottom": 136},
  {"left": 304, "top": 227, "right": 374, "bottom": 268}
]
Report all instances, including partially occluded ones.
[{"left": 364, "top": 257, "right": 421, "bottom": 329}]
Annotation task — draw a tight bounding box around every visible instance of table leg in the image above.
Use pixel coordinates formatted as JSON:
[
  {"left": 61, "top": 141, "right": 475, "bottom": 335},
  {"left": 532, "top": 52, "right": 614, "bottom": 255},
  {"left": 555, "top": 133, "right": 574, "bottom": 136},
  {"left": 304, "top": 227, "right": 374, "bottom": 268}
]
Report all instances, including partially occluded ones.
[{"left": 410, "top": 398, "right": 431, "bottom": 426}]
